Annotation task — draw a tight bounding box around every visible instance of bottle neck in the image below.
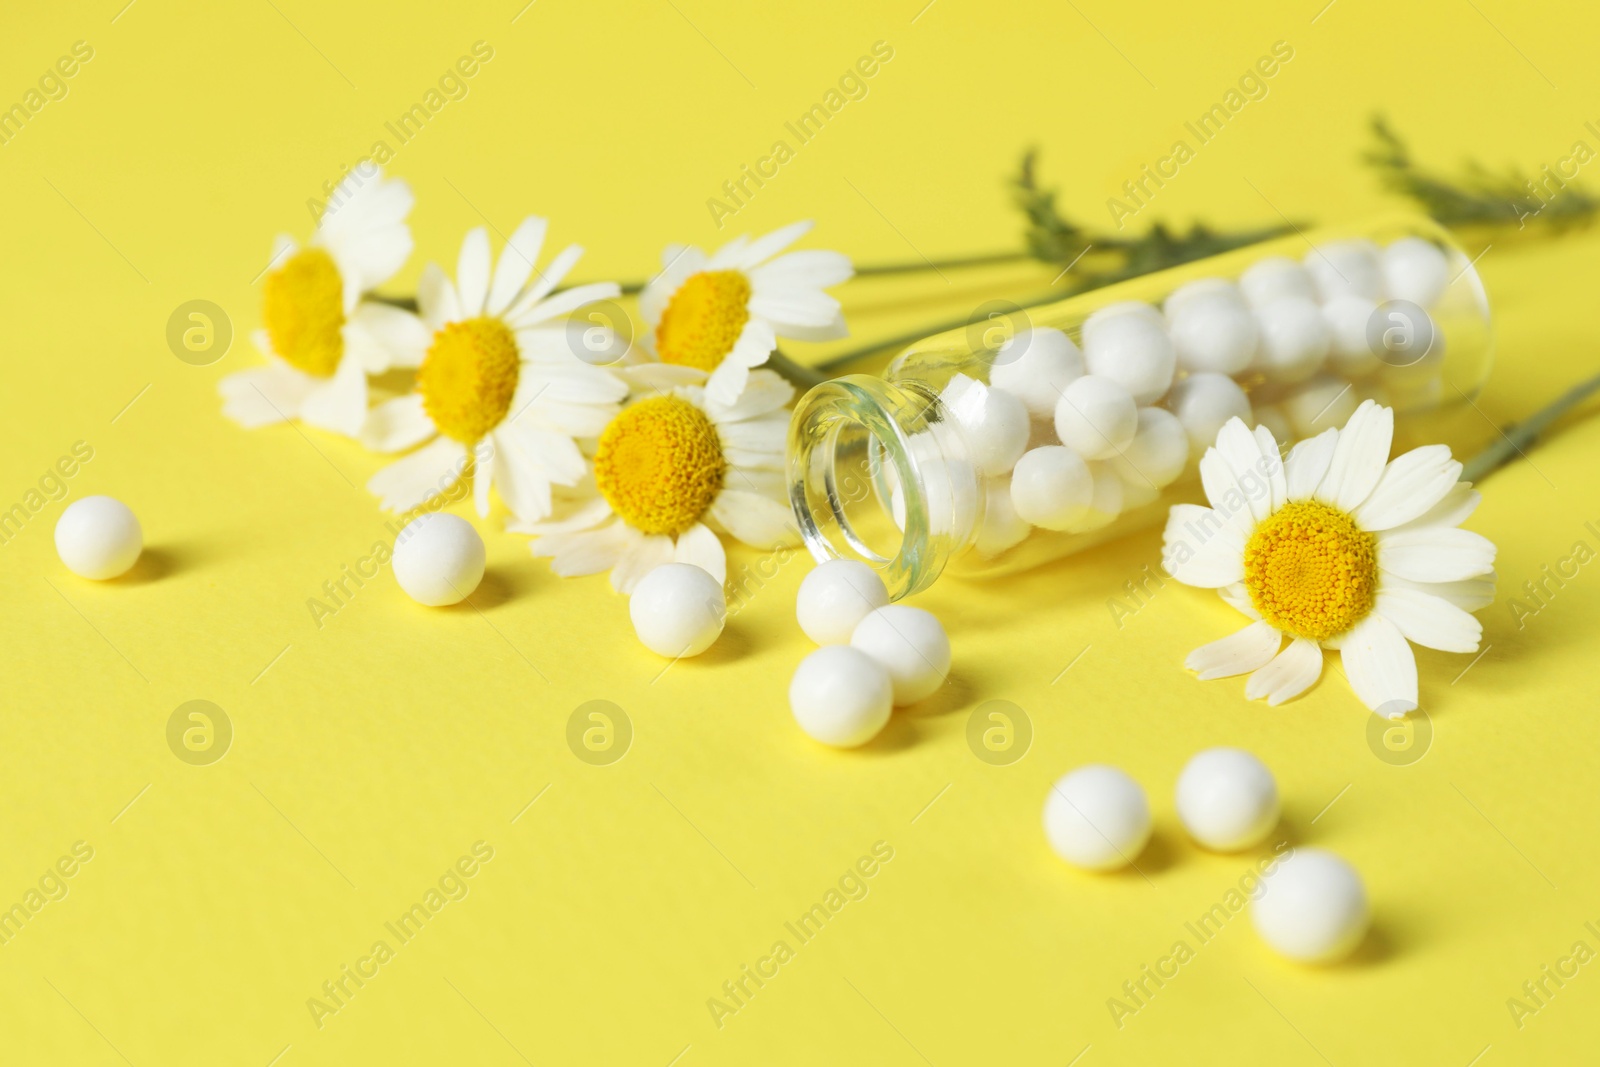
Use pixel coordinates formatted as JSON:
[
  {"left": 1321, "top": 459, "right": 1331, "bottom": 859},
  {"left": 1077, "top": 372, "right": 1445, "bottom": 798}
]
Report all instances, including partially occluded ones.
[{"left": 787, "top": 373, "right": 979, "bottom": 601}]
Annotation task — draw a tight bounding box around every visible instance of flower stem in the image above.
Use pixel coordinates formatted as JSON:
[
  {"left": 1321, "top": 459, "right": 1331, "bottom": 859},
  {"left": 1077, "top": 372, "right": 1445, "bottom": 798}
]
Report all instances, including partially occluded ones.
[
  {"left": 1461, "top": 369, "right": 1600, "bottom": 482},
  {"left": 767, "top": 349, "right": 829, "bottom": 391},
  {"left": 813, "top": 289, "right": 1072, "bottom": 372}
]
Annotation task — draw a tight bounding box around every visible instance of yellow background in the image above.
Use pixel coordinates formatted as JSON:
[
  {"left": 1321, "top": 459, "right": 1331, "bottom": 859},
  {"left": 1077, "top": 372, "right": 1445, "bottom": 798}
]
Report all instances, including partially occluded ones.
[{"left": 2, "top": 0, "right": 1598, "bottom": 1063}]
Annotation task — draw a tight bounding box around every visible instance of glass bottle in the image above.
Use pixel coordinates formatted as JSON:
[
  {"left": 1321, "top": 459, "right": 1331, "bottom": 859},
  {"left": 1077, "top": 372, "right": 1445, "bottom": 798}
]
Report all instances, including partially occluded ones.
[{"left": 788, "top": 213, "right": 1492, "bottom": 600}]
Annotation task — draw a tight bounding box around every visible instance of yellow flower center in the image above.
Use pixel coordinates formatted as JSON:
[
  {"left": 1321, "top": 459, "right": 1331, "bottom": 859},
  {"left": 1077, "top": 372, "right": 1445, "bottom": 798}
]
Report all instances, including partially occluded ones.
[
  {"left": 655, "top": 270, "right": 751, "bottom": 372},
  {"left": 593, "top": 395, "right": 726, "bottom": 536},
  {"left": 262, "top": 248, "right": 345, "bottom": 377},
  {"left": 417, "top": 317, "right": 521, "bottom": 443},
  {"left": 1244, "top": 499, "right": 1378, "bottom": 642}
]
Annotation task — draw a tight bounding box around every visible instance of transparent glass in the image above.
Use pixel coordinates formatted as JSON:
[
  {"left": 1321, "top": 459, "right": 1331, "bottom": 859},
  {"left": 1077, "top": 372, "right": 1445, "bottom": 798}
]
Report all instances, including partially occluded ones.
[{"left": 788, "top": 214, "right": 1492, "bottom": 600}]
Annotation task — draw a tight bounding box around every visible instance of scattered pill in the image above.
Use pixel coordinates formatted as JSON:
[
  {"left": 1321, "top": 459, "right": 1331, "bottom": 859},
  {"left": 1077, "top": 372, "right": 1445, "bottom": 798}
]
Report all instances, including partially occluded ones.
[
  {"left": 1164, "top": 278, "right": 1244, "bottom": 319},
  {"left": 1175, "top": 748, "right": 1280, "bottom": 851},
  {"left": 1108, "top": 407, "right": 1189, "bottom": 490},
  {"left": 789, "top": 645, "right": 894, "bottom": 747},
  {"left": 1054, "top": 375, "right": 1138, "bottom": 459},
  {"left": 1010, "top": 446, "right": 1093, "bottom": 530},
  {"left": 1081, "top": 301, "right": 1163, "bottom": 347},
  {"left": 55, "top": 496, "right": 142, "bottom": 580},
  {"left": 392, "top": 513, "right": 485, "bottom": 606},
  {"left": 796, "top": 559, "right": 889, "bottom": 645},
  {"left": 629, "top": 562, "right": 725, "bottom": 657},
  {"left": 1382, "top": 237, "right": 1450, "bottom": 307},
  {"left": 1043, "top": 765, "right": 1152, "bottom": 871},
  {"left": 1064, "top": 461, "right": 1125, "bottom": 532},
  {"left": 1305, "top": 240, "right": 1384, "bottom": 302},
  {"left": 1251, "top": 848, "right": 1370, "bottom": 963},
  {"left": 1169, "top": 295, "right": 1259, "bottom": 375},
  {"left": 1083, "top": 312, "right": 1176, "bottom": 404},
  {"left": 1254, "top": 297, "right": 1331, "bottom": 382},
  {"left": 851, "top": 604, "right": 951, "bottom": 706},
  {"left": 941, "top": 374, "right": 1030, "bottom": 476},
  {"left": 1169, "top": 372, "right": 1252, "bottom": 453},
  {"left": 990, "top": 327, "right": 1085, "bottom": 419},
  {"left": 1239, "top": 257, "right": 1316, "bottom": 308}
]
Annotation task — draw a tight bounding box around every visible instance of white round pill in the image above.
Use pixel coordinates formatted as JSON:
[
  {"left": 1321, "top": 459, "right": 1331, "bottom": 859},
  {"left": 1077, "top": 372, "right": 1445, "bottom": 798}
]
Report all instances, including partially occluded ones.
[
  {"left": 990, "top": 327, "right": 1084, "bottom": 419},
  {"left": 1169, "top": 295, "right": 1258, "bottom": 375},
  {"left": 975, "top": 476, "right": 1032, "bottom": 556},
  {"left": 941, "top": 374, "right": 1030, "bottom": 476},
  {"left": 392, "top": 513, "right": 486, "bottom": 606},
  {"left": 1321, "top": 294, "right": 1382, "bottom": 378},
  {"left": 789, "top": 645, "right": 893, "bottom": 747},
  {"left": 55, "top": 496, "right": 142, "bottom": 580},
  {"left": 1010, "top": 446, "right": 1092, "bottom": 530},
  {"left": 1175, "top": 748, "right": 1280, "bottom": 851},
  {"left": 1054, "top": 375, "right": 1138, "bottom": 459},
  {"left": 1164, "top": 278, "right": 1244, "bottom": 320},
  {"left": 851, "top": 604, "right": 950, "bottom": 706},
  {"left": 1254, "top": 297, "right": 1330, "bottom": 382},
  {"left": 796, "top": 559, "right": 889, "bottom": 645},
  {"left": 1065, "top": 461, "right": 1125, "bottom": 532},
  {"left": 1283, "top": 374, "right": 1359, "bottom": 438},
  {"left": 1044, "top": 765, "right": 1152, "bottom": 871},
  {"left": 629, "top": 562, "right": 725, "bottom": 657},
  {"left": 1081, "top": 301, "right": 1163, "bottom": 347},
  {"left": 1169, "top": 373, "right": 1252, "bottom": 453},
  {"left": 1382, "top": 236, "right": 1449, "bottom": 307},
  {"left": 1239, "top": 257, "right": 1315, "bottom": 308},
  {"left": 1252, "top": 849, "right": 1370, "bottom": 963},
  {"left": 1083, "top": 313, "right": 1176, "bottom": 404},
  {"left": 1305, "top": 240, "right": 1384, "bottom": 302},
  {"left": 1109, "top": 407, "right": 1188, "bottom": 491}
]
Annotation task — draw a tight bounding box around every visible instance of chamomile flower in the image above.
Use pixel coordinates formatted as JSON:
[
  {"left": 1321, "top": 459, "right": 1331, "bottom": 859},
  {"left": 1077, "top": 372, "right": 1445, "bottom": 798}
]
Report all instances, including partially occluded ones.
[
  {"left": 221, "top": 168, "right": 429, "bottom": 437},
  {"left": 361, "top": 218, "right": 627, "bottom": 523},
  {"left": 512, "top": 364, "right": 797, "bottom": 593},
  {"left": 1163, "top": 400, "right": 1496, "bottom": 716},
  {"left": 638, "top": 220, "right": 852, "bottom": 405}
]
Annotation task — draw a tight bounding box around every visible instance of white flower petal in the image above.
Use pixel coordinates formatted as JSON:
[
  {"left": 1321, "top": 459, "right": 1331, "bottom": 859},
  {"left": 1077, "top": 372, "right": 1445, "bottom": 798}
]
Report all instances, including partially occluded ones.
[
  {"left": 1217, "top": 581, "right": 1263, "bottom": 620},
  {"left": 533, "top": 521, "right": 633, "bottom": 576},
  {"left": 1378, "top": 526, "right": 1497, "bottom": 583},
  {"left": 313, "top": 172, "right": 413, "bottom": 291},
  {"left": 716, "top": 410, "right": 788, "bottom": 456},
  {"left": 747, "top": 288, "right": 841, "bottom": 330},
  {"left": 1389, "top": 482, "right": 1479, "bottom": 534},
  {"left": 473, "top": 437, "right": 495, "bottom": 518},
  {"left": 1315, "top": 399, "right": 1393, "bottom": 511},
  {"left": 710, "top": 488, "right": 796, "bottom": 548},
  {"left": 748, "top": 249, "right": 853, "bottom": 290},
  {"left": 1253, "top": 425, "right": 1286, "bottom": 513},
  {"left": 706, "top": 234, "right": 752, "bottom": 271},
  {"left": 513, "top": 281, "right": 622, "bottom": 328},
  {"left": 510, "top": 495, "right": 613, "bottom": 536},
  {"left": 704, "top": 369, "right": 794, "bottom": 422},
  {"left": 1244, "top": 637, "right": 1323, "bottom": 705},
  {"left": 1383, "top": 570, "right": 1496, "bottom": 612},
  {"left": 611, "top": 534, "right": 675, "bottom": 593},
  {"left": 638, "top": 246, "right": 708, "bottom": 333},
  {"left": 359, "top": 394, "right": 436, "bottom": 453},
  {"left": 1162, "top": 503, "right": 1247, "bottom": 588},
  {"left": 367, "top": 436, "right": 469, "bottom": 513},
  {"left": 1284, "top": 428, "right": 1338, "bottom": 501},
  {"left": 1184, "top": 619, "right": 1282, "bottom": 679},
  {"left": 486, "top": 217, "right": 548, "bottom": 316},
  {"left": 705, "top": 317, "right": 778, "bottom": 406},
  {"left": 219, "top": 362, "right": 314, "bottom": 428},
  {"left": 1198, "top": 447, "right": 1257, "bottom": 537},
  {"left": 673, "top": 522, "right": 727, "bottom": 585},
  {"left": 736, "top": 220, "right": 812, "bottom": 268},
  {"left": 1215, "top": 418, "right": 1275, "bottom": 525},
  {"left": 346, "top": 301, "right": 432, "bottom": 370},
  {"left": 456, "top": 228, "right": 492, "bottom": 316},
  {"left": 1339, "top": 612, "right": 1418, "bottom": 716},
  {"left": 1353, "top": 445, "right": 1462, "bottom": 532},
  {"left": 298, "top": 351, "right": 369, "bottom": 437},
  {"left": 1375, "top": 588, "right": 1482, "bottom": 653},
  {"left": 417, "top": 262, "right": 460, "bottom": 331},
  {"left": 504, "top": 244, "right": 587, "bottom": 326}
]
